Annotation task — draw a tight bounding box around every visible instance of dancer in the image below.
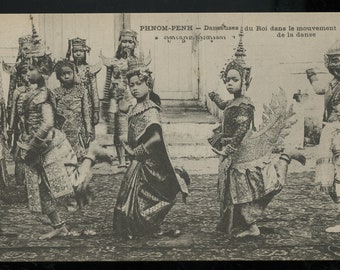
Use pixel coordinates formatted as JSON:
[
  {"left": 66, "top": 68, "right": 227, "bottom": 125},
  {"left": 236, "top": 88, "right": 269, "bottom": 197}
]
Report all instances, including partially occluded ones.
[
  {"left": 306, "top": 39, "right": 340, "bottom": 233},
  {"left": 112, "top": 63, "right": 190, "bottom": 239},
  {"left": 209, "top": 28, "right": 305, "bottom": 238},
  {"left": 16, "top": 20, "right": 112, "bottom": 240}
]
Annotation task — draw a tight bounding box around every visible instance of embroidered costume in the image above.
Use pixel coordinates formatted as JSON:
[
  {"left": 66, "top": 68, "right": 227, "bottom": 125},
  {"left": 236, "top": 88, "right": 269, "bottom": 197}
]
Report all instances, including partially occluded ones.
[
  {"left": 66, "top": 38, "right": 101, "bottom": 138},
  {"left": 113, "top": 65, "right": 189, "bottom": 238},
  {"left": 16, "top": 18, "right": 85, "bottom": 215},
  {"left": 209, "top": 28, "right": 302, "bottom": 236},
  {"left": 53, "top": 60, "right": 93, "bottom": 159},
  {"left": 101, "top": 29, "right": 138, "bottom": 167},
  {"left": 306, "top": 39, "right": 340, "bottom": 203}
]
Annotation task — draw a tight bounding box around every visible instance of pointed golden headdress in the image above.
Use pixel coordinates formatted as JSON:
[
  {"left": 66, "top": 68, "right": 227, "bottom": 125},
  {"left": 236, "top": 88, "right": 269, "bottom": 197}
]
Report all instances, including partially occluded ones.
[
  {"left": 27, "top": 15, "right": 53, "bottom": 77},
  {"left": 220, "top": 27, "right": 252, "bottom": 92}
]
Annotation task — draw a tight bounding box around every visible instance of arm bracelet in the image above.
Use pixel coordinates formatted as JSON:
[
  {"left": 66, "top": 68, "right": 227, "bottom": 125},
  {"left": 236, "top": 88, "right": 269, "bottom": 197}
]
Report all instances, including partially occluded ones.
[
  {"left": 224, "top": 144, "right": 237, "bottom": 155},
  {"left": 279, "top": 153, "right": 291, "bottom": 164},
  {"left": 133, "top": 144, "right": 150, "bottom": 160},
  {"left": 306, "top": 69, "right": 317, "bottom": 80}
]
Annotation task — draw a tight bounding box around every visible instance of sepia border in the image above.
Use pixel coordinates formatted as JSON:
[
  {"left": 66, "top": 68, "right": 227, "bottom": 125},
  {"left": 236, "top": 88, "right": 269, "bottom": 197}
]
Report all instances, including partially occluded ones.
[{"left": 1, "top": 0, "right": 340, "bottom": 269}]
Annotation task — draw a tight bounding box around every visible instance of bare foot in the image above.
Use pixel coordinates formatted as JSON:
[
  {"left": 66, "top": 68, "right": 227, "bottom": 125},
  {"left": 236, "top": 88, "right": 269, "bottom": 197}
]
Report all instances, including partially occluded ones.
[
  {"left": 154, "top": 229, "right": 181, "bottom": 238},
  {"left": 236, "top": 224, "right": 260, "bottom": 238},
  {"left": 82, "top": 228, "right": 97, "bottom": 236},
  {"left": 67, "top": 204, "right": 79, "bottom": 212},
  {"left": 326, "top": 225, "right": 340, "bottom": 233},
  {"left": 38, "top": 225, "right": 69, "bottom": 240}
]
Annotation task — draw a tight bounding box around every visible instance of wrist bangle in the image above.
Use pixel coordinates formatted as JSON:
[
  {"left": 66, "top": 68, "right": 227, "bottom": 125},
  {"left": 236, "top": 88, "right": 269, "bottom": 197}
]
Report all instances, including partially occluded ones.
[
  {"left": 306, "top": 71, "right": 316, "bottom": 79},
  {"left": 225, "top": 144, "right": 237, "bottom": 154},
  {"left": 133, "top": 144, "right": 149, "bottom": 159},
  {"left": 280, "top": 154, "right": 291, "bottom": 164}
]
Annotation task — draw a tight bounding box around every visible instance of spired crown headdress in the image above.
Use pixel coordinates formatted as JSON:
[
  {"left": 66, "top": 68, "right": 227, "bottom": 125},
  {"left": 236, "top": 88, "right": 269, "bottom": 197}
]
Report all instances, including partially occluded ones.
[
  {"left": 119, "top": 29, "right": 138, "bottom": 43},
  {"left": 326, "top": 39, "right": 340, "bottom": 56},
  {"left": 324, "top": 39, "right": 340, "bottom": 70},
  {"left": 26, "top": 15, "right": 53, "bottom": 77},
  {"left": 220, "top": 27, "right": 252, "bottom": 93},
  {"left": 18, "top": 35, "right": 32, "bottom": 49},
  {"left": 70, "top": 37, "right": 91, "bottom": 53},
  {"left": 27, "top": 14, "right": 51, "bottom": 59}
]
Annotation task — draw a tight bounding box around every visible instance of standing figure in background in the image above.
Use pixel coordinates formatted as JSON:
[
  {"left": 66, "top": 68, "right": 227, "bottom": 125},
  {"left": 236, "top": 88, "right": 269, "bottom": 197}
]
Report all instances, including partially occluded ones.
[
  {"left": 66, "top": 38, "right": 101, "bottom": 142},
  {"left": 3, "top": 34, "right": 32, "bottom": 186},
  {"left": 52, "top": 59, "right": 93, "bottom": 160},
  {"left": 101, "top": 29, "right": 138, "bottom": 168},
  {"left": 208, "top": 28, "right": 305, "bottom": 238},
  {"left": 306, "top": 39, "right": 340, "bottom": 233}
]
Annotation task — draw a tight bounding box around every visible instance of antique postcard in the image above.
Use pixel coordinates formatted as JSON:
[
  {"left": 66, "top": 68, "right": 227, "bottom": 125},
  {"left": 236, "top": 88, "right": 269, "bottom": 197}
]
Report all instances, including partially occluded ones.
[{"left": 0, "top": 13, "right": 339, "bottom": 261}]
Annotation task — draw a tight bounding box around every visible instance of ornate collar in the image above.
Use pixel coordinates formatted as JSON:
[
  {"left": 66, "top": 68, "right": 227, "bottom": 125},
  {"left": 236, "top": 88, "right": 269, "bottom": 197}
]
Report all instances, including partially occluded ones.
[
  {"left": 225, "top": 96, "right": 254, "bottom": 110},
  {"left": 55, "top": 85, "right": 79, "bottom": 95},
  {"left": 129, "top": 100, "right": 161, "bottom": 117}
]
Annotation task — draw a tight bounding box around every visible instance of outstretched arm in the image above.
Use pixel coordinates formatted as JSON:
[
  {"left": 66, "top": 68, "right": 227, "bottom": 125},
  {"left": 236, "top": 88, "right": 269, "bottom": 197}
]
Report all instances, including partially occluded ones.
[
  {"left": 208, "top": 91, "right": 227, "bottom": 110},
  {"left": 306, "top": 68, "right": 328, "bottom": 95},
  {"left": 116, "top": 84, "right": 132, "bottom": 113}
]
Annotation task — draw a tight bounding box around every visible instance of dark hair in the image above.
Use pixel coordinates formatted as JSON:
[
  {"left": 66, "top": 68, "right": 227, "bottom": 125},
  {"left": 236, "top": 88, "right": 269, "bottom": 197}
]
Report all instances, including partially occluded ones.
[
  {"left": 126, "top": 68, "right": 161, "bottom": 106},
  {"left": 126, "top": 68, "right": 153, "bottom": 89},
  {"left": 54, "top": 59, "right": 76, "bottom": 81},
  {"left": 16, "top": 60, "right": 28, "bottom": 76},
  {"left": 150, "top": 91, "right": 161, "bottom": 106},
  {"left": 30, "top": 55, "right": 54, "bottom": 76}
]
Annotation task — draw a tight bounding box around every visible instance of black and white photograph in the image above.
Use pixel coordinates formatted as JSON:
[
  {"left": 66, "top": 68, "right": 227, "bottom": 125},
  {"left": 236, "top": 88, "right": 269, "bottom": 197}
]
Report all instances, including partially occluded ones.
[{"left": 0, "top": 12, "right": 339, "bottom": 261}]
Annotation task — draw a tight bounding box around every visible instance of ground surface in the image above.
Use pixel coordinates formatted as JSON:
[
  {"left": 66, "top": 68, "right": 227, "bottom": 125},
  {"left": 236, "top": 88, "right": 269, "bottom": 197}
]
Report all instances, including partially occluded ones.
[
  {"left": 1, "top": 151, "right": 340, "bottom": 261},
  {"left": 0, "top": 104, "right": 339, "bottom": 261}
]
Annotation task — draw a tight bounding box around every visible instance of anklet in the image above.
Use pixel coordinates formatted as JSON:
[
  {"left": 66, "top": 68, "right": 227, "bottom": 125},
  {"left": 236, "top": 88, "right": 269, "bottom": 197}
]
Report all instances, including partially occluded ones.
[{"left": 51, "top": 221, "right": 66, "bottom": 229}]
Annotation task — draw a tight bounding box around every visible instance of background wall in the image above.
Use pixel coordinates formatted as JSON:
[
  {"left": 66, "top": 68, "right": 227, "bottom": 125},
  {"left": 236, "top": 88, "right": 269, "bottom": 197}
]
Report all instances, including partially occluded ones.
[{"left": 0, "top": 13, "right": 338, "bottom": 145}]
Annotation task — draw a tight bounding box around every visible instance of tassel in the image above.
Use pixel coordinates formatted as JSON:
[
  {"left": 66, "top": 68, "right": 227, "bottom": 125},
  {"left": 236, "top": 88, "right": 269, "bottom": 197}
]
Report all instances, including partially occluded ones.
[
  {"left": 102, "top": 67, "right": 113, "bottom": 118},
  {"left": 66, "top": 39, "right": 72, "bottom": 60}
]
